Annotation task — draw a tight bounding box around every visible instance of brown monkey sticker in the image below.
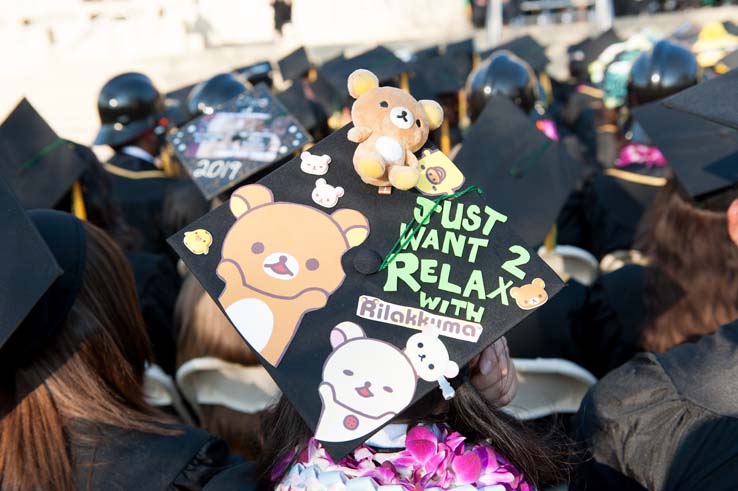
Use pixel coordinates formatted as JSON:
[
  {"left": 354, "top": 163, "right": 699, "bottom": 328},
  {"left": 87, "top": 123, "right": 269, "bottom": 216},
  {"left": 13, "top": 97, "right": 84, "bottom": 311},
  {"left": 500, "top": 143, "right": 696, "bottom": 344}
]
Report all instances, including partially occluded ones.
[{"left": 217, "top": 184, "right": 370, "bottom": 366}]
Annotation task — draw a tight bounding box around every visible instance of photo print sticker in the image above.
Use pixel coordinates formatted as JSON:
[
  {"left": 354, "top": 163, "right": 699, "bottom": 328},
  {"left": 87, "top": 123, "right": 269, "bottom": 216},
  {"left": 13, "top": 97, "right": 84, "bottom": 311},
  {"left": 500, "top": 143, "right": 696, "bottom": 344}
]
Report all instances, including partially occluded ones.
[
  {"left": 415, "top": 148, "right": 466, "bottom": 197},
  {"left": 168, "top": 84, "right": 312, "bottom": 199},
  {"left": 167, "top": 124, "right": 564, "bottom": 461}
]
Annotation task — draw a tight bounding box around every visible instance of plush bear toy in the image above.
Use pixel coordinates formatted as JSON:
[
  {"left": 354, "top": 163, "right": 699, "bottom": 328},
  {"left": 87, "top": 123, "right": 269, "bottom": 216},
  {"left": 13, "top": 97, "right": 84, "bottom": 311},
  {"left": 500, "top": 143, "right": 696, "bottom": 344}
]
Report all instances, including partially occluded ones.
[{"left": 347, "top": 69, "right": 444, "bottom": 192}]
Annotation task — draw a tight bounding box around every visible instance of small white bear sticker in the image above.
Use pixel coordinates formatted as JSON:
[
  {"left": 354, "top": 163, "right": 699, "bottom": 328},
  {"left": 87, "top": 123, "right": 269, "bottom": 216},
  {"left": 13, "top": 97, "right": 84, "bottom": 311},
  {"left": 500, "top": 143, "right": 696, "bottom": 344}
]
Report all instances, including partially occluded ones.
[
  {"left": 312, "top": 178, "right": 344, "bottom": 208},
  {"left": 300, "top": 151, "right": 332, "bottom": 176},
  {"left": 404, "top": 331, "right": 459, "bottom": 400}
]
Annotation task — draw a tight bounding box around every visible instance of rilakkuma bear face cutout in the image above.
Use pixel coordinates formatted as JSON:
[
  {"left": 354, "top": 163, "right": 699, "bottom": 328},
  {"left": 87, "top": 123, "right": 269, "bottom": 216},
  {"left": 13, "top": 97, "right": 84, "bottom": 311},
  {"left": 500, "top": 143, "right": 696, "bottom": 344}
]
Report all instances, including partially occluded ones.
[
  {"left": 510, "top": 277, "right": 549, "bottom": 310},
  {"left": 404, "top": 330, "right": 459, "bottom": 400},
  {"left": 346, "top": 69, "right": 444, "bottom": 191},
  {"left": 316, "top": 322, "right": 417, "bottom": 443},
  {"left": 217, "top": 185, "right": 369, "bottom": 366},
  {"left": 300, "top": 151, "right": 331, "bottom": 176}
]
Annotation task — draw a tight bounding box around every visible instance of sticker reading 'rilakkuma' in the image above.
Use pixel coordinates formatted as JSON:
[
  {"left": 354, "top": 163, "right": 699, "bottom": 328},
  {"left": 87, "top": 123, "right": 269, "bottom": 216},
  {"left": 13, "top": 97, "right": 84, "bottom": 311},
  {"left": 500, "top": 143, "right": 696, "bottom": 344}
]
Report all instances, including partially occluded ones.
[
  {"left": 510, "top": 278, "right": 548, "bottom": 310},
  {"left": 217, "top": 185, "right": 369, "bottom": 366},
  {"left": 315, "top": 322, "right": 458, "bottom": 443},
  {"left": 183, "top": 229, "right": 213, "bottom": 255},
  {"left": 416, "top": 148, "right": 465, "bottom": 197}
]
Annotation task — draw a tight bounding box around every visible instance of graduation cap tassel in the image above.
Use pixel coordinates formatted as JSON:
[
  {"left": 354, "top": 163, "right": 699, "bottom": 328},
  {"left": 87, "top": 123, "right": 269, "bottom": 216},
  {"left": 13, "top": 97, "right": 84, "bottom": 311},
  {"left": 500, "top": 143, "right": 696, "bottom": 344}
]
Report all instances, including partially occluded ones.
[
  {"left": 71, "top": 181, "right": 87, "bottom": 221},
  {"left": 458, "top": 90, "right": 469, "bottom": 129},
  {"left": 400, "top": 72, "right": 410, "bottom": 93},
  {"left": 379, "top": 185, "right": 483, "bottom": 271},
  {"left": 308, "top": 67, "right": 318, "bottom": 82},
  {"left": 544, "top": 224, "right": 557, "bottom": 253},
  {"left": 440, "top": 120, "right": 451, "bottom": 155},
  {"left": 19, "top": 137, "right": 67, "bottom": 172}
]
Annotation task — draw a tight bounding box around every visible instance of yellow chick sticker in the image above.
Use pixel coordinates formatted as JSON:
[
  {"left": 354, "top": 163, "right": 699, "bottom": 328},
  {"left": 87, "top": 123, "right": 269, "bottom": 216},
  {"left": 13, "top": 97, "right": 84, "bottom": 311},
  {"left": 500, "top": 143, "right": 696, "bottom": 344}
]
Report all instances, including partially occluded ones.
[
  {"left": 415, "top": 149, "right": 465, "bottom": 197},
  {"left": 183, "top": 229, "right": 213, "bottom": 255}
]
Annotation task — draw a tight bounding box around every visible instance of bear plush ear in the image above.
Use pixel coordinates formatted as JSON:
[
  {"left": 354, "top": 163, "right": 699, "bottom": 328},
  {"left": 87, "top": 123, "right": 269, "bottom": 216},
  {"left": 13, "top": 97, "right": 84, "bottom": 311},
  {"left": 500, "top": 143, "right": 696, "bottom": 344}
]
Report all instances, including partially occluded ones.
[
  {"left": 532, "top": 278, "right": 546, "bottom": 289},
  {"left": 509, "top": 287, "right": 521, "bottom": 299},
  {"left": 331, "top": 209, "right": 370, "bottom": 248},
  {"left": 330, "top": 322, "right": 366, "bottom": 349},
  {"left": 229, "top": 184, "right": 274, "bottom": 218},
  {"left": 347, "top": 69, "right": 379, "bottom": 99},
  {"left": 445, "top": 361, "right": 460, "bottom": 379},
  {"left": 419, "top": 100, "right": 444, "bottom": 130}
]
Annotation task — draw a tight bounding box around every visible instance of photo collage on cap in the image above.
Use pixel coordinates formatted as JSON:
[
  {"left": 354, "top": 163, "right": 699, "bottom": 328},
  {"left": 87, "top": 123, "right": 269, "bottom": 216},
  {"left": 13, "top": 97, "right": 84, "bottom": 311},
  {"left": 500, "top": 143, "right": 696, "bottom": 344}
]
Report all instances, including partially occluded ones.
[
  {"left": 169, "top": 68, "right": 564, "bottom": 460},
  {"left": 168, "top": 84, "right": 312, "bottom": 199}
]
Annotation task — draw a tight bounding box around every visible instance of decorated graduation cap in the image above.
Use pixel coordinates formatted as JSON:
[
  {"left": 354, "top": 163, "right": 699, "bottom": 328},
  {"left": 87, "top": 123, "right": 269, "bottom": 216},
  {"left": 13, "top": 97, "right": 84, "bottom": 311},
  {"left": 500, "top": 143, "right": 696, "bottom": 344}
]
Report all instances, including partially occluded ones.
[
  {"left": 168, "top": 84, "right": 311, "bottom": 200},
  {"left": 169, "top": 67, "right": 564, "bottom": 459},
  {"left": 481, "top": 35, "right": 550, "bottom": 73},
  {"left": 568, "top": 29, "right": 622, "bottom": 79},
  {"left": 454, "top": 95, "right": 584, "bottom": 246},
  {"left": 0, "top": 99, "right": 88, "bottom": 209},
  {"left": 633, "top": 101, "right": 738, "bottom": 199},
  {"left": 0, "top": 176, "right": 86, "bottom": 377},
  {"left": 278, "top": 47, "right": 313, "bottom": 82},
  {"left": 664, "top": 68, "right": 738, "bottom": 130}
]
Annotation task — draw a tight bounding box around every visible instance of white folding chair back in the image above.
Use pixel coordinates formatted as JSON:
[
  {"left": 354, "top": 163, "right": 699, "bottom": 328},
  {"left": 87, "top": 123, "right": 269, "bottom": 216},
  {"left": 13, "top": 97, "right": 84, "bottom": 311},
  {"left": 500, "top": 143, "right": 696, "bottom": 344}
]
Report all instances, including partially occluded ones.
[
  {"left": 538, "top": 245, "right": 599, "bottom": 285},
  {"left": 143, "top": 364, "right": 194, "bottom": 425}
]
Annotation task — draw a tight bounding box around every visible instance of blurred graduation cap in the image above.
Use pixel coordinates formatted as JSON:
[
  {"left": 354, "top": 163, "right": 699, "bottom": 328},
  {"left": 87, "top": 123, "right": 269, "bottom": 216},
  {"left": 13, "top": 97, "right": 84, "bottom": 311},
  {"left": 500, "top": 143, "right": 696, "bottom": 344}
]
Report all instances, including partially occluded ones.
[
  {"left": 278, "top": 47, "right": 313, "bottom": 82},
  {"left": 0, "top": 176, "right": 62, "bottom": 357},
  {"left": 0, "top": 99, "right": 88, "bottom": 209},
  {"left": 454, "top": 95, "right": 584, "bottom": 246},
  {"left": 481, "top": 35, "right": 550, "bottom": 73},
  {"left": 568, "top": 29, "right": 621, "bottom": 72},
  {"left": 321, "top": 46, "right": 409, "bottom": 102},
  {"left": 409, "top": 55, "right": 466, "bottom": 99},
  {"left": 664, "top": 68, "right": 738, "bottom": 130},
  {"left": 410, "top": 45, "right": 441, "bottom": 63},
  {"left": 168, "top": 84, "right": 311, "bottom": 199},
  {"left": 168, "top": 120, "right": 563, "bottom": 459},
  {"left": 164, "top": 82, "right": 200, "bottom": 127},
  {"left": 276, "top": 82, "right": 326, "bottom": 135},
  {"left": 633, "top": 101, "right": 738, "bottom": 199},
  {"left": 234, "top": 61, "right": 274, "bottom": 88},
  {"left": 445, "top": 38, "right": 477, "bottom": 79}
]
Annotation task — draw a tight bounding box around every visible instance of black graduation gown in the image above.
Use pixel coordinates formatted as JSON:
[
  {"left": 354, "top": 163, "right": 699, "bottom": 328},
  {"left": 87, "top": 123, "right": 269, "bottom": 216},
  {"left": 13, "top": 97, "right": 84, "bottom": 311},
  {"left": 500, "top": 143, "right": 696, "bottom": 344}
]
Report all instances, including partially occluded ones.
[
  {"left": 561, "top": 165, "right": 667, "bottom": 260},
  {"left": 103, "top": 152, "right": 176, "bottom": 255},
  {"left": 572, "top": 320, "right": 738, "bottom": 490},
  {"left": 71, "top": 423, "right": 257, "bottom": 490},
  {"left": 127, "top": 252, "right": 180, "bottom": 375}
]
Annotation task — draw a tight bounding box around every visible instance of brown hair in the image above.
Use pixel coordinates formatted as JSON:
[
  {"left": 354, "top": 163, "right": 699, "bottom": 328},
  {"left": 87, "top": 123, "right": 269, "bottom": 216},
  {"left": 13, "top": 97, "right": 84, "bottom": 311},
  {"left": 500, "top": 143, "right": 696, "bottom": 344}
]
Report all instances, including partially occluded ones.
[
  {"left": 0, "top": 223, "right": 172, "bottom": 491},
  {"left": 258, "top": 385, "right": 571, "bottom": 491},
  {"left": 175, "top": 275, "right": 263, "bottom": 459},
  {"left": 636, "top": 177, "right": 738, "bottom": 352}
]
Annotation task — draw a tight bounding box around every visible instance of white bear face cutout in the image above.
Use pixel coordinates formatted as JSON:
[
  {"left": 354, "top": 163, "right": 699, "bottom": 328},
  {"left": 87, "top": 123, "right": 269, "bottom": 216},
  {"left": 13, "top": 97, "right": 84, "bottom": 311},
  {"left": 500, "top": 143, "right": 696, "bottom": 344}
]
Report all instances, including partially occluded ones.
[
  {"left": 312, "top": 178, "right": 344, "bottom": 208},
  {"left": 300, "top": 151, "right": 331, "bottom": 176},
  {"left": 404, "top": 331, "right": 459, "bottom": 382},
  {"left": 322, "top": 325, "right": 416, "bottom": 418}
]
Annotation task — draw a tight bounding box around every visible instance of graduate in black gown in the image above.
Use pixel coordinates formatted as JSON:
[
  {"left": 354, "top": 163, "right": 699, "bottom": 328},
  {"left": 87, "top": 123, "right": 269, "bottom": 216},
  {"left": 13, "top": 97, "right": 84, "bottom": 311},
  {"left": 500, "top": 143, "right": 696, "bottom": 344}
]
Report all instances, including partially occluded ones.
[
  {"left": 559, "top": 40, "right": 702, "bottom": 259},
  {"left": 572, "top": 320, "right": 738, "bottom": 490},
  {"left": 0, "top": 180, "right": 255, "bottom": 490},
  {"left": 94, "top": 72, "right": 179, "bottom": 256}
]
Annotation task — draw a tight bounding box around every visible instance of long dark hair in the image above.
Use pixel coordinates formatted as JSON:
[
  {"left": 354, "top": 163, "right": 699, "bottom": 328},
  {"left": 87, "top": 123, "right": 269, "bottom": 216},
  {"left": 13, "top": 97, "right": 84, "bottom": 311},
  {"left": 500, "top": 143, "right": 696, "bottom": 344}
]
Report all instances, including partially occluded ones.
[
  {"left": 258, "top": 384, "right": 570, "bottom": 490},
  {"left": 636, "top": 177, "right": 738, "bottom": 352},
  {"left": 0, "top": 223, "right": 172, "bottom": 491}
]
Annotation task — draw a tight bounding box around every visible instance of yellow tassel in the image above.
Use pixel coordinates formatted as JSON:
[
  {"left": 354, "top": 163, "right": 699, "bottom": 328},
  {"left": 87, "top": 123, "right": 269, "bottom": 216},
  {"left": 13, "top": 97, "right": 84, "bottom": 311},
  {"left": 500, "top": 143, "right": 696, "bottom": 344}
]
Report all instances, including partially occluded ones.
[
  {"left": 539, "top": 73, "right": 553, "bottom": 104},
  {"left": 458, "top": 89, "right": 469, "bottom": 129},
  {"left": 440, "top": 119, "right": 451, "bottom": 155},
  {"left": 308, "top": 67, "right": 318, "bottom": 82},
  {"left": 472, "top": 52, "right": 481, "bottom": 70},
  {"left": 544, "top": 224, "right": 557, "bottom": 252},
  {"left": 715, "top": 62, "right": 729, "bottom": 75},
  {"left": 400, "top": 72, "right": 409, "bottom": 92},
  {"left": 71, "top": 181, "right": 87, "bottom": 221}
]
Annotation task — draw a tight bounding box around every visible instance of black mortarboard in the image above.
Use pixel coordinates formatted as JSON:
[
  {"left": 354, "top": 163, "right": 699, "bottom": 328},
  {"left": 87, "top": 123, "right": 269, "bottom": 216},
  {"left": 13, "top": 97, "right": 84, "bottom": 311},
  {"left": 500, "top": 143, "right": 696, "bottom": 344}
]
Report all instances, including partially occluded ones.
[
  {"left": 234, "top": 61, "right": 274, "bottom": 88},
  {"left": 0, "top": 99, "right": 88, "bottom": 209},
  {"left": 0, "top": 177, "right": 61, "bottom": 354},
  {"left": 454, "top": 95, "right": 584, "bottom": 246},
  {"left": 409, "top": 55, "right": 466, "bottom": 98},
  {"left": 481, "top": 35, "right": 550, "bottom": 73},
  {"left": 445, "top": 38, "right": 476, "bottom": 80},
  {"left": 168, "top": 84, "right": 311, "bottom": 199},
  {"left": 276, "top": 82, "right": 322, "bottom": 133},
  {"left": 664, "top": 69, "right": 738, "bottom": 130},
  {"left": 278, "top": 47, "right": 312, "bottom": 82},
  {"left": 169, "top": 122, "right": 563, "bottom": 459},
  {"left": 568, "top": 29, "right": 621, "bottom": 67},
  {"left": 633, "top": 101, "right": 738, "bottom": 198},
  {"left": 411, "top": 45, "right": 442, "bottom": 63},
  {"left": 321, "top": 46, "right": 408, "bottom": 101}
]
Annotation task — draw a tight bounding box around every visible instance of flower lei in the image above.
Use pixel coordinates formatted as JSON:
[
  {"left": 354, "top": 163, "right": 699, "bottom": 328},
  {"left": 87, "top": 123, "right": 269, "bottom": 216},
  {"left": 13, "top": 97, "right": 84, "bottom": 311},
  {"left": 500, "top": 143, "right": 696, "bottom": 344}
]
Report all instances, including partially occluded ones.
[
  {"left": 615, "top": 143, "right": 667, "bottom": 167},
  {"left": 273, "top": 424, "right": 532, "bottom": 491}
]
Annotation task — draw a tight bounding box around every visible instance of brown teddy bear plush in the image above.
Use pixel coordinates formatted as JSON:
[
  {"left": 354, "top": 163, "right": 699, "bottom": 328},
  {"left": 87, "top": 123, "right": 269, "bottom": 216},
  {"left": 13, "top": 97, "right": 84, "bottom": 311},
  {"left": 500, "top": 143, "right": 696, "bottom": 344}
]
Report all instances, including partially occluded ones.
[{"left": 347, "top": 69, "right": 444, "bottom": 191}]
